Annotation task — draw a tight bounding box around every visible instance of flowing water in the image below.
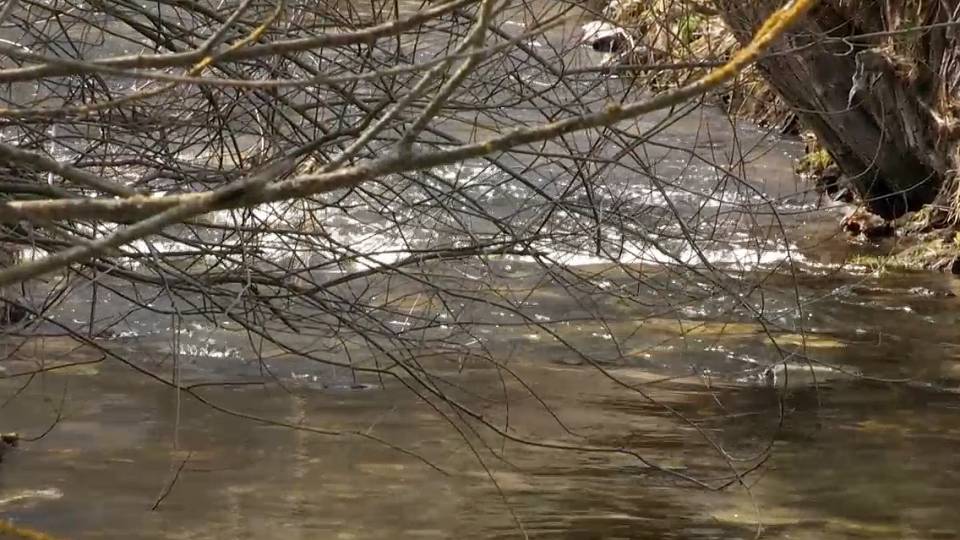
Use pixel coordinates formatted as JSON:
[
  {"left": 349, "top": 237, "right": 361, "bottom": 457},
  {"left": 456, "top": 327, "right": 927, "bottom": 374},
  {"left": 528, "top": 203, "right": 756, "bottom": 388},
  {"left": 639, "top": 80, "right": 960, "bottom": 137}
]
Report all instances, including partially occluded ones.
[
  {"left": 1, "top": 271, "right": 960, "bottom": 540},
  {"left": 4, "top": 209, "right": 960, "bottom": 539},
  {"left": 3, "top": 4, "right": 960, "bottom": 540}
]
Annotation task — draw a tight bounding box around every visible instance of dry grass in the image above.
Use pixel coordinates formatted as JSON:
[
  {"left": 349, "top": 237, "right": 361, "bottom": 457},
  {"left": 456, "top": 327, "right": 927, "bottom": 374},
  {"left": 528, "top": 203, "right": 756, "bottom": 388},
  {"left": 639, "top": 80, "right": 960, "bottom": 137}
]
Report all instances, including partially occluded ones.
[{"left": 608, "top": 0, "right": 794, "bottom": 129}]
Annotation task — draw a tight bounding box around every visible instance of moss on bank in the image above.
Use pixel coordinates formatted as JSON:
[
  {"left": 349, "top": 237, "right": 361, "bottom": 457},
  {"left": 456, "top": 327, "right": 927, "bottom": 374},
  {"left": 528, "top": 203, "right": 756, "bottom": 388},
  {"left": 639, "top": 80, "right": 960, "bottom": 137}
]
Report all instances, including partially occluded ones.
[
  {"left": 846, "top": 218, "right": 960, "bottom": 274},
  {"left": 795, "top": 147, "right": 833, "bottom": 177}
]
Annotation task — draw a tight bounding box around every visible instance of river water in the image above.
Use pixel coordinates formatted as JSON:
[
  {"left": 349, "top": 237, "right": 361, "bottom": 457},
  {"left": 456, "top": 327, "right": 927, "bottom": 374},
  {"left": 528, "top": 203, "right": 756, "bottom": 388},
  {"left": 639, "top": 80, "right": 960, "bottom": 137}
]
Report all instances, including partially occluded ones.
[
  {"left": 3, "top": 2, "right": 960, "bottom": 539},
  {"left": 4, "top": 263, "right": 960, "bottom": 540},
  {"left": 5, "top": 201, "right": 960, "bottom": 540}
]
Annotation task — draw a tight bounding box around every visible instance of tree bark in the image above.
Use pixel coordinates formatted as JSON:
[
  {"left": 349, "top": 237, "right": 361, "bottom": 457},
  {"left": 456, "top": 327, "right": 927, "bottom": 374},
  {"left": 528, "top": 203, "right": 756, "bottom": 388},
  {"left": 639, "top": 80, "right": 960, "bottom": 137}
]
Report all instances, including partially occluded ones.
[{"left": 714, "top": 0, "right": 960, "bottom": 219}]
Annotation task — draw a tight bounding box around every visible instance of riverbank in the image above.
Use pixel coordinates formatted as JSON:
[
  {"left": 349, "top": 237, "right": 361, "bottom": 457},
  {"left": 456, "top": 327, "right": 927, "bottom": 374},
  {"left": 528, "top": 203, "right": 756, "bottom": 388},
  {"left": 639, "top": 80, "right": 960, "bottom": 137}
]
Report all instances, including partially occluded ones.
[{"left": 589, "top": 0, "right": 960, "bottom": 274}]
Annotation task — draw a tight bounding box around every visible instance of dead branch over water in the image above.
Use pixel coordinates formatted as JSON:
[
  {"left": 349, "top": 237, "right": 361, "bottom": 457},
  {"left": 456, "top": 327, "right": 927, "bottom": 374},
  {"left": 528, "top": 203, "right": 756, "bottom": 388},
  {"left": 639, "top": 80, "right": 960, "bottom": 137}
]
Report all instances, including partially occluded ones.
[{"left": 0, "top": 0, "right": 828, "bottom": 517}]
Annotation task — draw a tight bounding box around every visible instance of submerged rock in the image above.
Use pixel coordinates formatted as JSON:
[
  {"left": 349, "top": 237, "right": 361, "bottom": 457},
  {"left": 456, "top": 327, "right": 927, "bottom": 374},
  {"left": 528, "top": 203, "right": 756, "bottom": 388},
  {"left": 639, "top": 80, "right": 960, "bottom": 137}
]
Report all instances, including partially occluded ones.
[
  {"left": 842, "top": 207, "right": 894, "bottom": 240},
  {"left": 816, "top": 164, "right": 854, "bottom": 204},
  {"left": 580, "top": 21, "right": 632, "bottom": 53},
  {"left": 0, "top": 300, "right": 29, "bottom": 326},
  {"left": 0, "top": 433, "right": 18, "bottom": 461},
  {"left": 738, "top": 361, "right": 858, "bottom": 389}
]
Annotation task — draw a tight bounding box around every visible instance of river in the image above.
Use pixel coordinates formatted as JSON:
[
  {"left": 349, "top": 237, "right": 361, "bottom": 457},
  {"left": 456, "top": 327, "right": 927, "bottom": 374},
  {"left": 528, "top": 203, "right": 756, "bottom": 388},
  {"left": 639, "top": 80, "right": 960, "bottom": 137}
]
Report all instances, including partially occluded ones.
[
  {"left": 3, "top": 268, "right": 960, "bottom": 540},
  {"left": 3, "top": 1, "right": 960, "bottom": 539},
  {"left": 4, "top": 214, "right": 960, "bottom": 539}
]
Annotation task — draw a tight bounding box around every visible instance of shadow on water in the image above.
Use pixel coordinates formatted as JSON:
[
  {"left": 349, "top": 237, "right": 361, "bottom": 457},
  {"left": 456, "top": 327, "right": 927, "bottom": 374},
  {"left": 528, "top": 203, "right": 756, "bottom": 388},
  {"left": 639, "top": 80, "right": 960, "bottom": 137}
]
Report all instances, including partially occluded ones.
[{"left": 0, "top": 359, "right": 748, "bottom": 539}]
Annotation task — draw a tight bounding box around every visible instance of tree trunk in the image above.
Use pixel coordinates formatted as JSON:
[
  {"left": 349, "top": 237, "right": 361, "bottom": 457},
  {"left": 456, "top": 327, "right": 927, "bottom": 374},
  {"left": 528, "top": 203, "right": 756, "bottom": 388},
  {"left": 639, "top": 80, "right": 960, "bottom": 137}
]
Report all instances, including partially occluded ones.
[{"left": 714, "top": 0, "right": 960, "bottom": 219}]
